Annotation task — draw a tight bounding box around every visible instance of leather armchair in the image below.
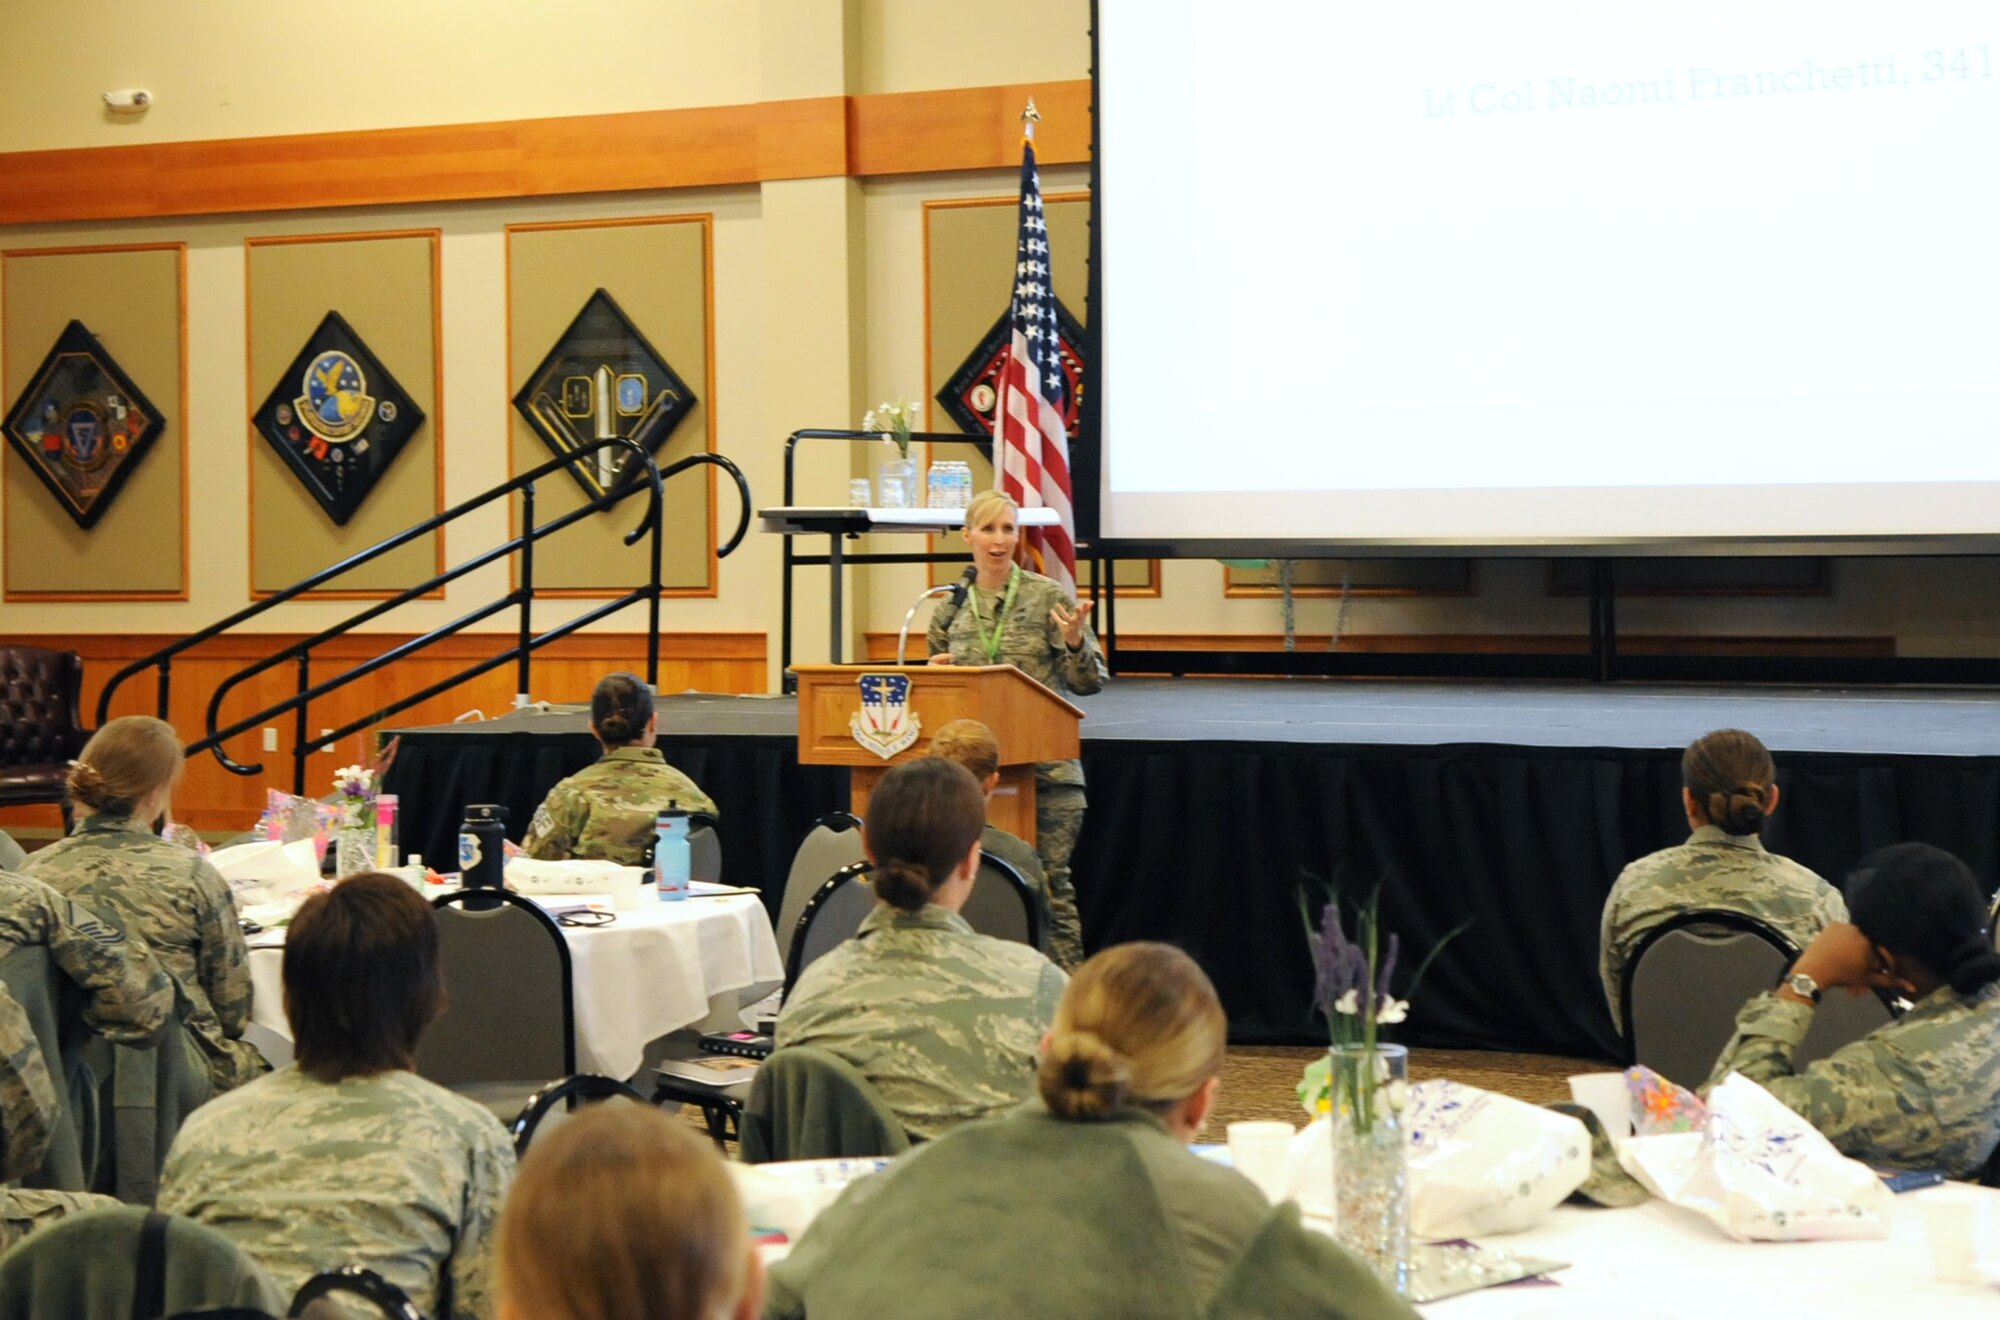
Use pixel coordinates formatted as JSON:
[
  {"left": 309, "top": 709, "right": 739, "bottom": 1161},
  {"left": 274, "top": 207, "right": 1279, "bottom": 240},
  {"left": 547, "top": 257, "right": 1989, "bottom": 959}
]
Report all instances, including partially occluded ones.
[{"left": 0, "top": 646, "right": 85, "bottom": 811}]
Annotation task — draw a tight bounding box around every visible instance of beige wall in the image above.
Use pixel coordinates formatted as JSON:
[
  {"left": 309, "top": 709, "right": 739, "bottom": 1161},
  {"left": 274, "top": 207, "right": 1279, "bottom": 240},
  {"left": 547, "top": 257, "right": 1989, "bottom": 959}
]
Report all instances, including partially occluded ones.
[{"left": 6, "top": 0, "right": 2000, "bottom": 685}]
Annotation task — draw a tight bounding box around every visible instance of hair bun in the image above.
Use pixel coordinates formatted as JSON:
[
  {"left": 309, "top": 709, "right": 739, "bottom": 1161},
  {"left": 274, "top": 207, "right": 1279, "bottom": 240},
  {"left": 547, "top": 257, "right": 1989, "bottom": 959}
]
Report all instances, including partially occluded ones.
[
  {"left": 1037, "top": 1029, "right": 1131, "bottom": 1121},
  {"left": 596, "top": 713, "right": 636, "bottom": 744},
  {"left": 65, "top": 760, "right": 112, "bottom": 812},
  {"left": 1712, "top": 787, "right": 1767, "bottom": 836},
  {"left": 869, "top": 858, "right": 933, "bottom": 913},
  {"left": 1945, "top": 935, "right": 2000, "bottom": 995}
]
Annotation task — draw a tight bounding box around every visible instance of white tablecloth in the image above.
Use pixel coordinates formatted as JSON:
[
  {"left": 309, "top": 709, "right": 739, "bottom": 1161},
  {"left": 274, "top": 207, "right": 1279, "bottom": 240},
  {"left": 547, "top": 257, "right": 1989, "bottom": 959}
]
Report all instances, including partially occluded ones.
[
  {"left": 1416, "top": 1192, "right": 2000, "bottom": 1316},
  {"left": 250, "top": 893, "right": 783, "bottom": 1080}
]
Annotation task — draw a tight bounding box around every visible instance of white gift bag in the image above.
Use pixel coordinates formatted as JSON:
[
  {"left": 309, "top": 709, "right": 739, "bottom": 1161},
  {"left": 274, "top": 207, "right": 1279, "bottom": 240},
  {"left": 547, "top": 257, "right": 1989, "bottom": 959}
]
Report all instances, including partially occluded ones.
[
  {"left": 1616, "top": 1072, "right": 1892, "bottom": 1242},
  {"left": 505, "top": 858, "right": 647, "bottom": 910},
  {"left": 1282, "top": 1080, "right": 1590, "bottom": 1237}
]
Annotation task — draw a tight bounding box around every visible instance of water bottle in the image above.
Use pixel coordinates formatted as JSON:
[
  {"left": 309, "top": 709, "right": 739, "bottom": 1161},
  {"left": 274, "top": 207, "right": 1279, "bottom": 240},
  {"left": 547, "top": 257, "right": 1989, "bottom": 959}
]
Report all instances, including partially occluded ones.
[
  {"left": 953, "top": 460, "right": 972, "bottom": 508},
  {"left": 374, "top": 793, "right": 399, "bottom": 869},
  {"left": 927, "top": 461, "right": 947, "bottom": 509},
  {"left": 654, "top": 809, "right": 691, "bottom": 901},
  {"left": 458, "top": 804, "right": 506, "bottom": 891}
]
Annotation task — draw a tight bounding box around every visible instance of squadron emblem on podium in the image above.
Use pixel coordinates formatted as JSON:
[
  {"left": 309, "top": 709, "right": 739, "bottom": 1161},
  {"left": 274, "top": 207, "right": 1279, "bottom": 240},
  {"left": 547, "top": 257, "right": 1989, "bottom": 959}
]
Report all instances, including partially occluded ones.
[
  {"left": 851, "top": 673, "right": 921, "bottom": 760},
  {"left": 2, "top": 320, "right": 165, "bottom": 530},
  {"left": 253, "top": 311, "right": 424, "bottom": 525}
]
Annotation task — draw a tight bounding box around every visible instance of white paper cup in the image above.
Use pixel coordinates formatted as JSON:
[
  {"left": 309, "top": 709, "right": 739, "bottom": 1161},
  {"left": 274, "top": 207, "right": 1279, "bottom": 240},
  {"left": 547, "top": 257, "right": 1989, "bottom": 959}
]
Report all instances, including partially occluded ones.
[
  {"left": 1916, "top": 1187, "right": 1996, "bottom": 1284},
  {"left": 1567, "top": 1072, "right": 1633, "bottom": 1139},
  {"left": 608, "top": 866, "right": 648, "bottom": 911},
  {"left": 1227, "top": 1121, "right": 1296, "bottom": 1204}
]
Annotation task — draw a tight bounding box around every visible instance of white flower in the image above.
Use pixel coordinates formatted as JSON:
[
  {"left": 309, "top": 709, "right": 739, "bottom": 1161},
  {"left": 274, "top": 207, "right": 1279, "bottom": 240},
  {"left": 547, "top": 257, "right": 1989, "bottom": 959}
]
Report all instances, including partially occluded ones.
[
  {"left": 1333, "top": 989, "right": 1360, "bottom": 1015},
  {"left": 1376, "top": 997, "right": 1409, "bottom": 1026},
  {"left": 1375, "top": 1079, "right": 1409, "bottom": 1118},
  {"left": 861, "top": 410, "right": 878, "bottom": 431},
  {"left": 907, "top": 399, "right": 922, "bottom": 416}
]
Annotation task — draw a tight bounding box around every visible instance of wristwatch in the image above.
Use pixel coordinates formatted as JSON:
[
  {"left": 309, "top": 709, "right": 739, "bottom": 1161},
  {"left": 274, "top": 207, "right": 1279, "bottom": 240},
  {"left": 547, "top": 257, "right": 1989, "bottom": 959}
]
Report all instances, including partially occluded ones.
[{"left": 1785, "top": 970, "right": 1823, "bottom": 1004}]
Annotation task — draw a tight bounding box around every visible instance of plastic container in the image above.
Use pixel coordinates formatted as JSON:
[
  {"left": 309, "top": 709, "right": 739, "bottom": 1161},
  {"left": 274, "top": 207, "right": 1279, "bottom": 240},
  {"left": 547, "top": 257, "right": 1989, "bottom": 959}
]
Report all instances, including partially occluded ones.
[
  {"left": 374, "top": 793, "right": 399, "bottom": 869},
  {"left": 654, "top": 809, "right": 691, "bottom": 901},
  {"left": 458, "top": 804, "right": 506, "bottom": 890}
]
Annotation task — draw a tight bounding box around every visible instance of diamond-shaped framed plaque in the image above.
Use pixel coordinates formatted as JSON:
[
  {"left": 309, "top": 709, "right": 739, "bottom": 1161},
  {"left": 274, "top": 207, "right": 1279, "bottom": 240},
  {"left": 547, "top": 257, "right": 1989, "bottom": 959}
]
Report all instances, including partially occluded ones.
[
  {"left": 253, "top": 311, "right": 425, "bottom": 526},
  {"left": 934, "top": 298, "right": 1087, "bottom": 439},
  {"left": 512, "top": 288, "right": 698, "bottom": 500},
  {"left": 2, "top": 320, "right": 166, "bottom": 530}
]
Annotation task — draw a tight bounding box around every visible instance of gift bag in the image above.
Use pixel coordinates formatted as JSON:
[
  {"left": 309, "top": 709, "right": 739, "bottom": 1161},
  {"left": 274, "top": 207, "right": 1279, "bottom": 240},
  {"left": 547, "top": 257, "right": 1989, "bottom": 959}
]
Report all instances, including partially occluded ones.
[{"left": 1616, "top": 1072, "right": 1892, "bottom": 1242}]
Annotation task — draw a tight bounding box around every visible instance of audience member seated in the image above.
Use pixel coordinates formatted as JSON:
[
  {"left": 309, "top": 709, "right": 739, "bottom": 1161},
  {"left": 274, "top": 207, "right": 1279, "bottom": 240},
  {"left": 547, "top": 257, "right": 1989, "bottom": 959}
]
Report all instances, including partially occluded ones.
[
  {"left": 521, "top": 672, "right": 717, "bottom": 867},
  {"left": 928, "top": 717, "right": 1051, "bottom": 902},
  {"left": 25, "top": 716, "right": 266, "bottom": 1092},
  {"left": 158, "top": 874, "right": 514, "bottom": 1318},
  {"left": 0, "top": 832, "right": 23, "bottom": 873},
  {"left": 496, "top": 1102, "right": 762, "bottom": 1320},
  {"left": 1599, "top": 727, "right": 1845, "bottom": 1019},
  {"left": 766, "top": 942, "right": 1416, "bottom": 1320},
  {"left": 774, "top": 758, "right": 1065, "bottom": 1140},
  {"left": 1704, "top": 841, "right": 2000, "bottom": 1179}
]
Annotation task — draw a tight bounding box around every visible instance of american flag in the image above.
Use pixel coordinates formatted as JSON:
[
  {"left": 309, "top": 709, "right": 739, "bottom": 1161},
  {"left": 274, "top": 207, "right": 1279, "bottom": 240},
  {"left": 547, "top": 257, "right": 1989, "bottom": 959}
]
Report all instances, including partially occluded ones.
[{"left": 995, "top": 101, "right": 1076, "bottom": 599}]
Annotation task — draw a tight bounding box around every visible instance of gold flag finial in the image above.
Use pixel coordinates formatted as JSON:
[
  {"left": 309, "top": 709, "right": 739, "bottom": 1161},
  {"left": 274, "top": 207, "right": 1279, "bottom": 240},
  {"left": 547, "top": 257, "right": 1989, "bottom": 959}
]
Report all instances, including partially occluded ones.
[{"left": 1021, "top": 97, "right": 1042, "bottom": 123}]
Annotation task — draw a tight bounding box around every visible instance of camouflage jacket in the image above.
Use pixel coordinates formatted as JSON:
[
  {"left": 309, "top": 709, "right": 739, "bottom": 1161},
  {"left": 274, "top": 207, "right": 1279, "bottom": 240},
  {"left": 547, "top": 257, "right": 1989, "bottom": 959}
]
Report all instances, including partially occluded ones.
[
  {"left": 928, "top": 567, "right": 1106, "bottom": 788},
  {"left": 1599, "top": 826, "right": 1847, "bottom": 1021},
  {"left": 520, "top": 746, "right": 717, "bottom": 868},
  {"left": 1703, "top": 981, "right": 2000, "bottom": 1179},
  {"left": 25, "top": 814, "right": 265, "bottom": 1091},
  {"left": 775, "top": 902, "right": 1067, "bottom": 1140},
  {"left": 0, "top": 831, "right": 24, "bottom": 873},
  {"left": 0, "top": 871, "right": 172, "bottom": 1047},
  {"left": 0, "top": 985, "right": 58, "bottom": 1184},
  {"left": 159, "top": 1066, "right": 515, "bottom": 1320}
]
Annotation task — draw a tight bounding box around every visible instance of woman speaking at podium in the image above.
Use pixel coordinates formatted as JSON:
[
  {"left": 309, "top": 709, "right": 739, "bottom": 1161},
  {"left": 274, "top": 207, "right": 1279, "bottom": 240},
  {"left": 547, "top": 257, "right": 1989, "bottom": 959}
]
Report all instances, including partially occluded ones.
[{"left": 927, "top": 489, "right": 1107, "bottom": 971}]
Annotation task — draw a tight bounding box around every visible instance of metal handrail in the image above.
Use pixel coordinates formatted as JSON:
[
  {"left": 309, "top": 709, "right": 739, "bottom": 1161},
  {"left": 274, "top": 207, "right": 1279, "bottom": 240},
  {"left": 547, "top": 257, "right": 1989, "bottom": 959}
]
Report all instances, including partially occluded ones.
[{"left": 96, "top": 437, "right": 753, "bottom": 792}]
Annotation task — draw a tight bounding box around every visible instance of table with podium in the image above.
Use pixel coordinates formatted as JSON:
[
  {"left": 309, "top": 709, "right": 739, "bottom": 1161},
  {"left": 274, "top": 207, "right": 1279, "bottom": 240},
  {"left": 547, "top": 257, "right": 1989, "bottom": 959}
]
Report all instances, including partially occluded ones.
[{"left": 790, "top": 663, "right": 1084, "bottom": 843}]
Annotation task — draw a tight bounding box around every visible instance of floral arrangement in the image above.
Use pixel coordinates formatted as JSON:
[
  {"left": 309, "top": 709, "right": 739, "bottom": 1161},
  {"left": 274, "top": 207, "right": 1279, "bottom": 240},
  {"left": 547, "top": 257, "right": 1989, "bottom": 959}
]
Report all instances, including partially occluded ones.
[
  {"left": 861, "top": 399, "right": 922, "bottom": 458},
  {"left": 332, "top": 763, "right": 377, "bottom": 832},
  {"left": 1300, "top": 879, "right": 1458, "bottom": 1134}
]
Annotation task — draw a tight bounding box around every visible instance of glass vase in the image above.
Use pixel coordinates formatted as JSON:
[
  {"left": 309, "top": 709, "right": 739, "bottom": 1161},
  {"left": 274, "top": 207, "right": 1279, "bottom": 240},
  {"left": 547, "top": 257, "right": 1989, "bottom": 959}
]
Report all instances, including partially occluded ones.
[
  {"left": 876, "top": 454, "right": 917, "bottom": 509},
  {"left": 1329, "top": 1042, "right": 1411, "bottom": 1297},
  {"left": 334, "top": 828, "right": 374, "bottom": 880}
]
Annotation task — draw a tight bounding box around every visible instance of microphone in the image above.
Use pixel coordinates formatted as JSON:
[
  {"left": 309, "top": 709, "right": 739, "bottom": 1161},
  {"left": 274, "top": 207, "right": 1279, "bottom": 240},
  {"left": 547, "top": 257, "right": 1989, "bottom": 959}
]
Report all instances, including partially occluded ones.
[{"left": 896, "top": 567, "right": 979, "bottom": 667}]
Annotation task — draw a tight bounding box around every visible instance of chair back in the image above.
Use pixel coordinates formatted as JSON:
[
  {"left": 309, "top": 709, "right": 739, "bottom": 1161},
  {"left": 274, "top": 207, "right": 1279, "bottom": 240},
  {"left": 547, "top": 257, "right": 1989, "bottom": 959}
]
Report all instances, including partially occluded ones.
[
  {"left": 960, "top": 852, "right": 1042, "bottom": 950},
  {"left": 1623, "top": 910, "right": 1795, "bottom": 1088},
  {"left": 687, "top": 811, "right": 722, "bottom": 885},
  {"left": 776, "top": 812, "right": 864, "bottom": 962},
  {"left": 1794, "top": 986, "right": 1900, "bottom": 1067},
  {"left": 781, "top": 862, "right": 876, "bottom": 1000},
  {"left": 82, "top": 1016, "right": 213, "bottom": 1205},
  {"left": 0, "top": 647, "right": 85, "bottom": 811},
  {"left": 287, "top": 1268, "right": 428, "bottom": 1320},
  {"left": 415, "top": 890, "right": 573, "bottom": 1088},
  {"left": 0, "top": 1205, "right": 285, "bottom": 1320},
  {"left": 507, "top": 1072, "right": 648, "bottom": 1158},
  {"left": 739, "top": 1045, "right": 911, "bottom": 1164},
  {"left": 0, "top": 945, "right": 95, "bottom": 1190}
]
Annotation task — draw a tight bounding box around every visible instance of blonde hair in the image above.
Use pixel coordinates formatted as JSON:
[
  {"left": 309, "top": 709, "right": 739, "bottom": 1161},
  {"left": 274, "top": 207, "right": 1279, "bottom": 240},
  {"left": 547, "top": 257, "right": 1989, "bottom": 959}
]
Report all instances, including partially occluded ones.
[
  {"left": 1037, "top": 942, "right": 1226, "bottom": 1122},
  {"left": 929, "top": 718, "right": 1000, "bottom": 783},
  {"left": 498, "top": 1104, "right": 750, "bottom": 1320},
  {"left": 962, "top": 488, "right": 1019, "bottom": 536},
  {"left": 67, "top": 716, "right": 182, "bottom": 818}
]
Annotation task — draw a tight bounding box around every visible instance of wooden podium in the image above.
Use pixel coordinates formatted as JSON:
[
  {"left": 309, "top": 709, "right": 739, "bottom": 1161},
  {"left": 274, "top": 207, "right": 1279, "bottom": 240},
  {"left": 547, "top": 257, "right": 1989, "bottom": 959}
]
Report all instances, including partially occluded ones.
[{"left": 793, "top": 664, "right": 1084, "bottom": 845}]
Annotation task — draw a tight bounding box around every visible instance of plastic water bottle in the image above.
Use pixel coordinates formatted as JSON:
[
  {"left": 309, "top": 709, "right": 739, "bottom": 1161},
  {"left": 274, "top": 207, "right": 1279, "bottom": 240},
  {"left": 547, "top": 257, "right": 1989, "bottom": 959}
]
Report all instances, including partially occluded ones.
[
  {"left": 927, "top": 461, "right": 948, "bottom": 509},
  {"left": 953, "top": 460, "right": 971, "bottom": 508},
  {"left": 654, "top": 809, "right": 691, "bottom": 901}
]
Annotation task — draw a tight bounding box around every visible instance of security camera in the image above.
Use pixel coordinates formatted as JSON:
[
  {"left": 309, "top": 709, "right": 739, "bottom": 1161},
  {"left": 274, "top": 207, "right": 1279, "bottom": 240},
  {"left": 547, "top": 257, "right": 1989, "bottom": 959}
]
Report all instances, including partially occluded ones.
[{"left": 102, "top": 89, "right": 152, "bottom": 112}]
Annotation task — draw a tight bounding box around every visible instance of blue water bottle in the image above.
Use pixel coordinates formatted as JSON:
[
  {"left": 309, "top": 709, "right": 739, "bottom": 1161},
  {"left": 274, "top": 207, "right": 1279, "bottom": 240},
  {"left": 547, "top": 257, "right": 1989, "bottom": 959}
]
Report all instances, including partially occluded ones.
[{"left": 654, "top": 809, "right": 690, "bottom": 902}]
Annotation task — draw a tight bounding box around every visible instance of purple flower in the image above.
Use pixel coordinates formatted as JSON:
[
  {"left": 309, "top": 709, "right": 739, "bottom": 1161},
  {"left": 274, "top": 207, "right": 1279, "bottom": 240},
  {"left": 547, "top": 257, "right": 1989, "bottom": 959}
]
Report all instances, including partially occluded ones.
[{"left": 1311, "top": 901, "right": 1369, "bottom": 1013}]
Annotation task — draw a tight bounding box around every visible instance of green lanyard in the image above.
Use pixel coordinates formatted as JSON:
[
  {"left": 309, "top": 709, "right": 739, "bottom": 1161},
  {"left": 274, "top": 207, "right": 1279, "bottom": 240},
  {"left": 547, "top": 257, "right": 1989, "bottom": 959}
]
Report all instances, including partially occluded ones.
[{"left": 968, "top": 563, "right": 1021, "bottom": 663}]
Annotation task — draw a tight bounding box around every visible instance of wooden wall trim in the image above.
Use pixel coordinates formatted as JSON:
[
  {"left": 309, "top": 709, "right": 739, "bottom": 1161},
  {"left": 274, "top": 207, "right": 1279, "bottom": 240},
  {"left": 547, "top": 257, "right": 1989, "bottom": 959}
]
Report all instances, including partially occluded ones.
[
  {"left": 864, "top": 632, "right": 1895, "bottom": 660},
  {"left": 0, "top": 83, "right": 1090, "bottom": 226},
  {"left": 17, "top": 631, "right": 766, "bottom": 663}
]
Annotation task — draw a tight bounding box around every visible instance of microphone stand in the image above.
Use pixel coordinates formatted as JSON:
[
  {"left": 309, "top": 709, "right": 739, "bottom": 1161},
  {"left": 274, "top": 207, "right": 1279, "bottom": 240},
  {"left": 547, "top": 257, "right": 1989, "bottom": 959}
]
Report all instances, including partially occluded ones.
[{"left": 896, "top": 584, "right": 960, "bottom": 667}]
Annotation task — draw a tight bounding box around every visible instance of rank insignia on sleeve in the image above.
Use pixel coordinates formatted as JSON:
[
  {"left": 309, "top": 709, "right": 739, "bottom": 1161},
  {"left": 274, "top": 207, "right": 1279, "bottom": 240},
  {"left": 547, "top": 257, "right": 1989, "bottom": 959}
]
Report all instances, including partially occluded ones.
[
  {"left": 2, "top": 320, "right": 166, "bottom": 530},
  {"left": 513, "top": 288, "right": 698, "bottom": 502},
  {"left": 253, "top": 310, "right": 424, "bottom": 525}
]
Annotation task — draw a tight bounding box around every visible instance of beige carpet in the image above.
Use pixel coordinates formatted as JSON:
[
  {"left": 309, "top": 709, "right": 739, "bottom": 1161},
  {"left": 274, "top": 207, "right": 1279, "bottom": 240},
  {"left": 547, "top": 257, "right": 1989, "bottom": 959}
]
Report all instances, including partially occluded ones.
[{"left": 1210, "top": 1045, "right": 1614, "bottom": 1129}]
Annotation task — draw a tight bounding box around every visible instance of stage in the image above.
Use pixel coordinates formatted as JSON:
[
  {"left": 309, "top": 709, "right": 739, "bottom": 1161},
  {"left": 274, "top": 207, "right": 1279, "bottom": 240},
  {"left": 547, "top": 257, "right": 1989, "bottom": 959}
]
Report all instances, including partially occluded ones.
[{"left": 383, "top": 679, "right": 2000, "bottom": 1061}]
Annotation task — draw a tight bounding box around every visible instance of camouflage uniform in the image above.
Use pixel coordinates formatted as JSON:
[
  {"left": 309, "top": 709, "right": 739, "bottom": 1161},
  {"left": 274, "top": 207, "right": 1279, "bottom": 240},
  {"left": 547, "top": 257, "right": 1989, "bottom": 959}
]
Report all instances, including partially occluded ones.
[
  {"left": 0, "top": 983, "right": 125, "bottom": 1252},
  {"left": 775, "top": 902, "right": 1067, "bottom": 1140},
  {"left": 159, "top": 1065, "right": 515, "bottom": 1320},
  {"left": 0, "top": 830, "right": 25, "bottom": 872},
  {"left": 1702, "top": 982, "right": 2000, "bottom": 1179},
  {"left": 0, "top": 872, "right": 173, "bottom": 1046},
  {"left": 25, "top": 814, "right": 267, "bottom": 1092},
  {"left": 520, "top": 746, "right": 717, "bottom": 868},
  {"left": 929, "top": 567, "right": 1106, "bottom": 971},
  {"left": 1599, "top": 826, "right": 1846, "bottom": 1022}
]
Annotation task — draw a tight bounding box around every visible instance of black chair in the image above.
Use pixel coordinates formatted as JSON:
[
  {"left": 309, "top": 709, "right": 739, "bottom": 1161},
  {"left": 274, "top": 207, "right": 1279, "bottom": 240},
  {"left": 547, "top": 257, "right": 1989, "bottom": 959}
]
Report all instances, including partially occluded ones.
[
  {"left": 687, "top": 810, "right": 722, "bottom": 885},
  {"left": 508, "top": 1072, "right": 649, "bottom": 1158},
  {"left": 775, "top": 811, "right": 865, "bottom": 965},
  {"left": 287, "top": 1268, "right": 427, "bottom": 1320},
  {"left": 781, "top": 861, "right": 877, "bottom": 1001},
  {"left": 415, "top": 888, "right": 574, "bottom": 1119},
  {"left": 0, "top": 1206, "right": 286, "bottom": 1319},
  {"left": 961, "top": 851, "right": 1042, "bottom": 950},
  {"left": 0, "top": 645, "right": 86, "bottom": 825},
  {"left": 1622, "top": 910, "right": 1795, "bottom": 1088}
]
